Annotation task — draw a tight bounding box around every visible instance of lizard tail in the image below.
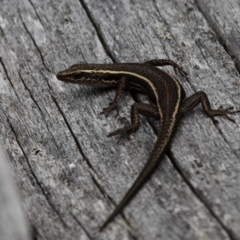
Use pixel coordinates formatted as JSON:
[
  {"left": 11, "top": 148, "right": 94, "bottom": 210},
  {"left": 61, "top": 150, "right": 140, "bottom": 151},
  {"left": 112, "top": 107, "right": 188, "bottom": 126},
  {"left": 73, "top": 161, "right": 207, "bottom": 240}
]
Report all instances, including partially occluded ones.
[{"left": 99, "top": 126, "right": 173, "bottom": 231}]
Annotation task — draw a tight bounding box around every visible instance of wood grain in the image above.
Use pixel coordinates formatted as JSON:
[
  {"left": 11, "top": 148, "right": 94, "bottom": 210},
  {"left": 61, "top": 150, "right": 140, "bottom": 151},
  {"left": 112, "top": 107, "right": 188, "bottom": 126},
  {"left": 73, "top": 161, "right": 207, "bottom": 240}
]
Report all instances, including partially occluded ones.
[
  {"left": 0, "top": 146, "right": 30, "bottom": 240},
  {"left": 0, "top": 0, "right": 240, "bottom": 239}
]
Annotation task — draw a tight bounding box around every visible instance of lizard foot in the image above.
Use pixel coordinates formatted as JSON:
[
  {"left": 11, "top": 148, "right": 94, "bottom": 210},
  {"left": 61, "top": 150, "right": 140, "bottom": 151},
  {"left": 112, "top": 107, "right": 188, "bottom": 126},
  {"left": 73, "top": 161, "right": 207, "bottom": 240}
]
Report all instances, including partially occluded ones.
[
  {"left": 107, "top": 125, "right": 138, "bottom": 143},
  {"left": 206, "top": 106, "right": 240, "bottom": 123},
  {"left": 101, "top": 102, "right": 119, "bottom": 116}
]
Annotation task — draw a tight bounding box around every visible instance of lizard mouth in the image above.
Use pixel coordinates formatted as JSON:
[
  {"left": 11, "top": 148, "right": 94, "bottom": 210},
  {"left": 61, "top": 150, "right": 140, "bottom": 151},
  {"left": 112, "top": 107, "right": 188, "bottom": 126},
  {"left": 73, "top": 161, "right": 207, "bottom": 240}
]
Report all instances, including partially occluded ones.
[
  {"left": 56, "top": 70, "right": 85, "bottom": 82},
  {"left": 56, "top": 72, "right": 75, "bottom": 82},
  {"left": 56, "top": 71, "right": 65, "bottom": 81}
]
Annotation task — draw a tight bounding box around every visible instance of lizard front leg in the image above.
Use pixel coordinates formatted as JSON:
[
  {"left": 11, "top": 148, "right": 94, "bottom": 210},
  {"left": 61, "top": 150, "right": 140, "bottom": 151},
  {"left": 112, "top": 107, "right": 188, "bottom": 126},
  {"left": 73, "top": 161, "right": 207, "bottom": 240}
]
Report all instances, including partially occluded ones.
[
  {"left": 101, "top": 77, "right": 128, "bottom": 116},
  {"left": 108, "top": 103, "right": 160, "bottom": 142}
]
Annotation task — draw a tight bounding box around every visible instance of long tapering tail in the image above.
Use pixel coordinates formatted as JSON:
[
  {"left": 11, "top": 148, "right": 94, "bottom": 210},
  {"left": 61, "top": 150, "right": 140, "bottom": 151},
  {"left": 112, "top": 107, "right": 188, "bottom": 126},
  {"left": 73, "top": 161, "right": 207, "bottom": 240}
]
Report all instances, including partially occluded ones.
[{"left": 100, "top": 127, "right": 173, "bottom": 231}]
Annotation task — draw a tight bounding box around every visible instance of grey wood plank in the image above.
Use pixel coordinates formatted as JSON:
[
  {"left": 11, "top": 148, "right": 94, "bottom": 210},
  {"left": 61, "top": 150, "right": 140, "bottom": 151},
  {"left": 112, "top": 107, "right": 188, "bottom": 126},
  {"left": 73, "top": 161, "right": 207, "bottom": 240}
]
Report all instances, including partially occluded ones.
[
  {"left": 0, "top": 0, "right": 109, "bottom": 239},
  {"left": 0, "top": 0, "right": 239, "bottom": 239},
  {"left": 155, "top": 0, "right": 240, "bottom": 239},
  {"left": 84, "top": 0, "right": 240, "bottom": 238},
  {"left": 196, "top": 0, "right": 240, "bottom": 67},
  {"left": 0, "top": 145, "right": 31, "bottom": 240}
]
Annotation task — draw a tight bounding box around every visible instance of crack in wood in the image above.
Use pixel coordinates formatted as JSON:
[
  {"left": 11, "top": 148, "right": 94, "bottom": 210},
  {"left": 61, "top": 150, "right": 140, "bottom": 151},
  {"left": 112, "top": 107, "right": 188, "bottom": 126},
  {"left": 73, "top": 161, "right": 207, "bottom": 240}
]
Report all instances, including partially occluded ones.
[
  {"left": 168, "top": 149, "right": 236, "bottom": 240},
  {"left": 18, "top": 9, "right": 50, "bottom": 72},
  {"left": 195, "top": 0, "right": 240, "bottom": 73},
  {"left": 18, "top": 70, "right": 61, "bottom": 152},
  {"left": 71, "top": 213, "right": 94, "bottom": 240},
  {"left": 28, "top": 0, "right": 46, "bottom": 31},
  {"left": 79, "top": 0, "right": 116, "bottom": 62},
  {"left": 50, "top": 94, "right": 99, "bottom": 177},
  {"left": 89, "top": 173, "right": 135, "bottom": 232},
  {"left": 0, "top": 57, "right": 21, "bottom": 101},
  {"left": 6, "top": 117, "right": 68, "bottom": 228}
]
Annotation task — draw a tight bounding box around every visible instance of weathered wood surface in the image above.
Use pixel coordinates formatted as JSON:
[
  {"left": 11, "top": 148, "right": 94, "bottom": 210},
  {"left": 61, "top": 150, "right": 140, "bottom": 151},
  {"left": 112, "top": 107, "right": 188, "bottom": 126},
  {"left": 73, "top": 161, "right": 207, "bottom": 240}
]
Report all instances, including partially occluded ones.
[
  {"left": 1, "top": 0, "right": 240, "bottom": 239},
  {"left": 0, "top": 146, "right": 31, "bottom": 240}
]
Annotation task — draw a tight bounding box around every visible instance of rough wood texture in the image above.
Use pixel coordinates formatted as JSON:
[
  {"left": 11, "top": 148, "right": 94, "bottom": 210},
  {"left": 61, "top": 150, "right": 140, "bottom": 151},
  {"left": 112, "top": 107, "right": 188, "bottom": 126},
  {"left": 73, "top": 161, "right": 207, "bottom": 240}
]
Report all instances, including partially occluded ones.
[
  {"left": 1, "top": 0, "right": 240, "bottom": 239},
  {"left": 0, "top": 146, "right": 30, "bottom": 240}
]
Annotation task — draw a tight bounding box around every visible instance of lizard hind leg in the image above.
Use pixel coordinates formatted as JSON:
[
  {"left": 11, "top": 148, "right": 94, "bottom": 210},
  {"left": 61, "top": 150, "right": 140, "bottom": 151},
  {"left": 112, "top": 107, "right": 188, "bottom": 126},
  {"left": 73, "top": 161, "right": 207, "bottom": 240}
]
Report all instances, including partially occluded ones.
[
  {"left": 180, "top": 91, "right": 240, "bottom": 123},
  {"left": 144, "top": 59, "right": 188, "bottom": 76},
  {"left": 107, "top": 103, "right": 159, "bottom": 143}
]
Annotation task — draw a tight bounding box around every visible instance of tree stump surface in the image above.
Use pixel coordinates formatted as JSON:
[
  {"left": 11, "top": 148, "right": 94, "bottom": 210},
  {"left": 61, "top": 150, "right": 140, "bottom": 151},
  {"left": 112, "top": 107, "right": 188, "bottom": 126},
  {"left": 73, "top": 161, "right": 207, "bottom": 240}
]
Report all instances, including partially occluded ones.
[{"left": 1, "top": 0, "right": 240, "bottom": 239}]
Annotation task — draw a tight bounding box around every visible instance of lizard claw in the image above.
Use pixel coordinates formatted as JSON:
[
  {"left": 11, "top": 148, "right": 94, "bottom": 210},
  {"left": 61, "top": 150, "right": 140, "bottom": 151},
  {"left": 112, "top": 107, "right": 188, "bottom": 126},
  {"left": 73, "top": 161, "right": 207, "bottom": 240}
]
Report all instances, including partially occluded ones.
[
  {"left": 207, "top": 105, "right": 240, "bottom": 123},
  {"left": 107, "top": 125, "right": 138, "bottom": 143},
  {"left": 174, "top": 66, "right": 188, "bottom": 77},
  {"left": 101, "top": 102, "right": 119, "bottom": 116}
]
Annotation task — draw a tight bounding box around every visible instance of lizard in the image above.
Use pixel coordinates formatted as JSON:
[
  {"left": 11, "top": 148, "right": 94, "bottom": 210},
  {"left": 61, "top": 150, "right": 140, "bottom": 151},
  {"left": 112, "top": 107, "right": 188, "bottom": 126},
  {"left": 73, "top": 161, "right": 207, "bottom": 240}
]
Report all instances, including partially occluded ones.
[{"left": 56, "top": 59, "right": 239, "bottom": 231}]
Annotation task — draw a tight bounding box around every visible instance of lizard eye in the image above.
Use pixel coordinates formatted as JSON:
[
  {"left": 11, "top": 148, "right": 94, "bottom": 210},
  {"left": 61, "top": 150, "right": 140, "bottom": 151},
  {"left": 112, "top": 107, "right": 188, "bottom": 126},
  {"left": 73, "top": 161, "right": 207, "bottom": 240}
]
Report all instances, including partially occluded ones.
[{"left": 74, "top": 73, "right": 84, "bottom": 80}]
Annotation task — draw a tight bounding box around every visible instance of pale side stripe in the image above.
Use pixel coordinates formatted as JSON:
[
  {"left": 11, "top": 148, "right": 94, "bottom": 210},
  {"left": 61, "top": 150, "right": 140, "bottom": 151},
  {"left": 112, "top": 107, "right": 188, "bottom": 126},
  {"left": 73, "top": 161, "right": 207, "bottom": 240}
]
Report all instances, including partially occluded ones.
[
  {"left": 81, "top": 69, "right": 163, "bottom": 119},
  {"left": 162, "top": 70, "right": 182, "bottom": 138},
  {"left": 81, "top": 69, "right": 182, "bottom": 132}
]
